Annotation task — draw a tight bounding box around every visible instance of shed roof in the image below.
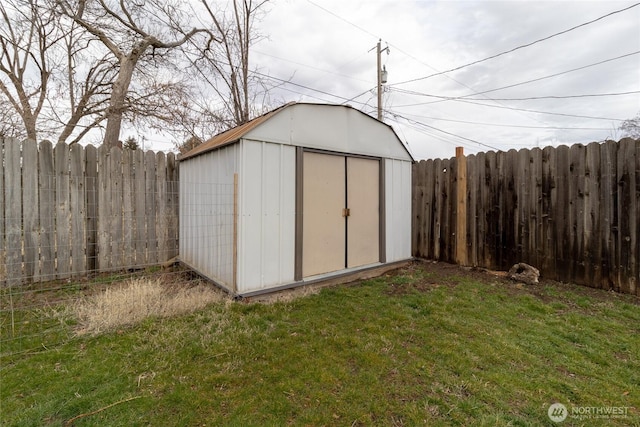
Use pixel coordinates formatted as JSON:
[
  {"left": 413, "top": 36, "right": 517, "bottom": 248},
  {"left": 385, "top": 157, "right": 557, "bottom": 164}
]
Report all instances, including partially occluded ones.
[{"left": 180, "top": 102, "right": 413, "bottom": 161}]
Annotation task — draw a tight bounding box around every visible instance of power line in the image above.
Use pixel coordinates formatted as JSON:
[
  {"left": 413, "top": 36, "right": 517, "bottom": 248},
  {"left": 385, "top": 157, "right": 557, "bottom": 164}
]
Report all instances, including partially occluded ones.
[
  {"left": 453, "top": 51, "right": 640, "bottom": 100},
  {"left": 441, "top": 99, "right": 626, "bottom": 122},
  {"left": 388, "top": 112, "right": 501, "bottom": 151},
  {"left": 391, "top": 2, "right": 640, "bottom": 86},
  {"left": 391, "top": 87, "right": 640, "bottom": 102},
  {"left": 394, "top": 112, "right": 614, "bottom": 130}
]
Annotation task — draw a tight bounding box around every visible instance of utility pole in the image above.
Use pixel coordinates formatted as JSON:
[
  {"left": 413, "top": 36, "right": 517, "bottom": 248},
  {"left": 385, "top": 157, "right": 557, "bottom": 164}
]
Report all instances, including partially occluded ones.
[{"left": 376, "top": 39, "right": 389, "bottom": 121}]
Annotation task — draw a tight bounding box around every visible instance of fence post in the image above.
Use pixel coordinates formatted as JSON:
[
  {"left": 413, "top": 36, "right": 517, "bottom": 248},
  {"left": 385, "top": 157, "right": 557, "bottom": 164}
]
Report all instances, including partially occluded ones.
[{"left": 456, "top": 147, "right": 468, "bottom": 266}]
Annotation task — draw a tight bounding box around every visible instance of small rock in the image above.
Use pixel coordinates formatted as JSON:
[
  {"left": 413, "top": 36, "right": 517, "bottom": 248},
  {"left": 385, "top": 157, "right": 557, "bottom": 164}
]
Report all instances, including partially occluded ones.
[{"left": 508, "top": 262, "right": 540, "bottom": 285}]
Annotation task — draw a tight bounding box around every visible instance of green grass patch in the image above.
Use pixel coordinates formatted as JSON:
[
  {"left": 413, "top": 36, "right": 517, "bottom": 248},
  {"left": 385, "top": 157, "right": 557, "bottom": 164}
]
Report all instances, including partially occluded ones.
[{"left": 1, "top": 263, "right": 639, "bottom": 426}]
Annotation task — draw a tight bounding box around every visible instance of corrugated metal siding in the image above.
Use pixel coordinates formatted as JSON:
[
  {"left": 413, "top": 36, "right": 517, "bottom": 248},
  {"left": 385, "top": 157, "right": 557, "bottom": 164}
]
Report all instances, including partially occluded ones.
[
  {"left": 385, "top": 159, "right": 413, "bottom": 262},
  {"left": 179, "top": 144, "right": 239, "bottom": 289},
  {"left": 237, "top": 140, "right": 296, "bottom": 293}
]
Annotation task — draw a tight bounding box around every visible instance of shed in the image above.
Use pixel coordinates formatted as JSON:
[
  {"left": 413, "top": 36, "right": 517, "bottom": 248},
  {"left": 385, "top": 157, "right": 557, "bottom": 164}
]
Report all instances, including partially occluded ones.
[{"left": 179, "top": 102, "right": 414, "bottom": 296}]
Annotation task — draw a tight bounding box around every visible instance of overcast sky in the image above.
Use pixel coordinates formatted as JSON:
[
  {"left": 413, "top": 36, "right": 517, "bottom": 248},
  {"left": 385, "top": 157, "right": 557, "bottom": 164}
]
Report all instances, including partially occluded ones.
[{"left": 242, "top": 0, "right": 640, "bottom": 160}]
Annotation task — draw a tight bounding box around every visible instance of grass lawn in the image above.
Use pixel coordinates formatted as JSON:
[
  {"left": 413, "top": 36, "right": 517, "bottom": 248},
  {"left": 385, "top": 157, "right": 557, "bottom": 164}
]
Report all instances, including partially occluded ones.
[{"left": 1, "top": 262, "right": 639, "bottom": 426}]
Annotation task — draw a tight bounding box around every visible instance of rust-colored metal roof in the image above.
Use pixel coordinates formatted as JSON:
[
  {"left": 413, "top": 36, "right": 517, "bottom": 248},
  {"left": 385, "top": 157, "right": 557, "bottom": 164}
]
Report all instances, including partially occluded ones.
[{"left": 180, "top": 102, "right": 294, "bottom": 161}]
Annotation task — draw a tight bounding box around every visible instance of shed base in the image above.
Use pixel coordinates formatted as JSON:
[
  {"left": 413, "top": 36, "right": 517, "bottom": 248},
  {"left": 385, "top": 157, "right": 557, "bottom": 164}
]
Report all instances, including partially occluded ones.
[
  {"left": 178, "top": 259, "right": 413, "bottom": 299},
  {"left": 242, "top": 259, "right": 413, "bottom": 299}
]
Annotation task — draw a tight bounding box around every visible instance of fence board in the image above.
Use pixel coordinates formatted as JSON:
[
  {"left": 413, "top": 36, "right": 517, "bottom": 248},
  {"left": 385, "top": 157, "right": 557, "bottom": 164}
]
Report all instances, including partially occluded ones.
[
  {"left": 22, "top": 141, "right": 39, "bottom": 282},
  {"left": 156, "top": 152, "right": 168, "bottom": 262},
  {"left": 110, "top": 148, "right": 123, "bottom": 269},
  {"left": 584, "top": 143, "right": 601, "bottom": 286},
  {"left": 412, "top": 138, "right": 639, "bottom": 295},
  {"left": 466, "top": 154, "right": 477, "bottom": 266},
  {"left": 85, "top": 145, "right": 98, "bottom": 274},
  {"left": 530, "top": 148, "right": 542, "bottom": 269},
  {"left": 54, "top": 143, "right": 71, "bottom": 279},
  {"left": 0, "top": 139, "right": 5, "bottom": 283},
  {"left": 122, "top": 149, "right": 134, "bottom": 267},
  {"left": 38, "top": 141, "right": 55, "bottom": 281},
  {"left": 167, "top": 153, "right": 179, "bottom": 258},
  {"left": 97, "top": 145, "right": 110, "bottom": 270},
  {"left": 424, "top": 159, "right": 435, "bottom": 260},
  {"left": 618, "top": 138, "right": 636, "bottom": 294},
  {"left": 133, "top": 149, "right": 146, "bottom": 265},
  {"left": 70, "top": 144, "right": 85, "bottom": 275},
  {"left": 145, "top": 150, "right": 157, "bottom": 264},
  {"left": 4, "top": 139, "right": 21, "bottom": 285}
]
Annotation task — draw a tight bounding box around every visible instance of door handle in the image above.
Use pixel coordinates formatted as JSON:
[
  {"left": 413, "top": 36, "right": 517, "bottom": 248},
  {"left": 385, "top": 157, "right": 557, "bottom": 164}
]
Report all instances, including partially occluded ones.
[{"left": 342, "top": 208, "right": 350, "bottom": 217}]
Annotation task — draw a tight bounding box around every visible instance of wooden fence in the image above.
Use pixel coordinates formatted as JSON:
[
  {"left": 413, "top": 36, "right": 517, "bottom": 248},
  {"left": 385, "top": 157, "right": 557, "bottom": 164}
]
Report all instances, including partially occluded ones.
[
  {"left": 0, "top": 138, "right": 179, "bottom": 286},
  {"left": 412, "top": 138, "right": 639, "bottom": 296}
]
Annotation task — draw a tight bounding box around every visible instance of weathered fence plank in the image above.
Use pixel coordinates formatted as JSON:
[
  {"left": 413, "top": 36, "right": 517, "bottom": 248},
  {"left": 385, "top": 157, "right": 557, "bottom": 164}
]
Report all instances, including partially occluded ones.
[
  {"left": 55, "top": 143, "right": 71, "bottom": 279},
  {"left": 38, "top": 141, "right": 55, "bottom": 281},
  {"left": 97, "top": 145, "right": 111, "bottom": 270},
  {"left": 156, "top": 152, "right": 169, "bottom": 263},
  {"left": 4, "top": 140, "right": 21, "bottom": 285},
  {"left": 133, "top": 149, "right": 146, "bottom": 265},
  {"left": 617, "top": 138, "right": 637, "bottom": 295},
  {"left": 70, "top": 143, "right": 85, "bottom": 276},
  {"left": 122, "top": 149, "right": 134, "bottom": 268},
  {"left": 22, "top": 141, "right": 39, "bottom": 282},
  {"left": 412, "top": 138, "right": 639, "bottom": 295},
  {"left": 145, "top": 150, "right": 157, "bottom": 264},
  {"left": 85, "top": 145, "right": 98, "bottom": 274},
  {"left": 167, "top": 152, "right": 179, "bottom": 259},
  {"left": 110, "top": 148, "right": 123, "bottom": 269},
  {"left": 0, "top": 139, "right": 5, "bottom": 283}
]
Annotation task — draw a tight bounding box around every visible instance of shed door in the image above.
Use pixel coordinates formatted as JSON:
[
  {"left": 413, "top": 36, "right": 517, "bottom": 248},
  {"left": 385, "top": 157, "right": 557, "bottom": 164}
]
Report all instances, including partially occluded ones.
[
  {"left": 301, "top": 151, "right": 379, "bottom": 278},
  {"left": 302, "top": 152, "right": 346, "bottom": 277},
  {"left": 347, "top": 157, "right": 379, "bottom": 268}
]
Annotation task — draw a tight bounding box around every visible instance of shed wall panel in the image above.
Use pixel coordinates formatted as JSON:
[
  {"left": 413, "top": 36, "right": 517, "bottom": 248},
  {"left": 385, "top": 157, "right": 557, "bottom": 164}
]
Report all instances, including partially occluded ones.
[
  {"left": 179, "top": 145, "right": 238, "bottom": 289},
  {"left": 385, "top": 159, "right": 412, "bottom": 262},
  {"left": 238, "top": 140, "right": 296, "bottom": 292}
]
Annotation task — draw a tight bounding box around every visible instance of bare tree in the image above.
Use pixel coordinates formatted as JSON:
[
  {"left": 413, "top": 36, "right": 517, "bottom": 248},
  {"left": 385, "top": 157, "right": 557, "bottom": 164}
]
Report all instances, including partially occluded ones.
[
  {"left": 619, "top": 112, "right": 640, "bottom": 139},
  {"left": 0, "top": 95, "right": 25, "bottom": 139},
  {"left": 55, "top": 0, "right": 212, "bottom": 147},
  {"left": 0, "top": 0, "right": 58, "bottom": 141},
  {"left": 1, "top": 0, "right": 121, "bottom": 144},
  {"left": 189, "top": 0, "right": 273, "bottom": 130}
]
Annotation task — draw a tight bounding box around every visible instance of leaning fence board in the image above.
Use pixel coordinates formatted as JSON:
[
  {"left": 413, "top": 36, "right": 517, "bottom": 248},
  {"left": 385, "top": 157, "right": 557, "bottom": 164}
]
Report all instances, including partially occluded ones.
[{"left": 412, "top": 138, "right": 639, "bottom": 296}]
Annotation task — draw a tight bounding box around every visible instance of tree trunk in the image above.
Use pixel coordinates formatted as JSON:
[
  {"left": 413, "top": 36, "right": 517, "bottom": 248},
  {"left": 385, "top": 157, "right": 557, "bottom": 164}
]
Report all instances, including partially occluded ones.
[{"left": 103, "top": 53, "right": 140, "bottom": 147}]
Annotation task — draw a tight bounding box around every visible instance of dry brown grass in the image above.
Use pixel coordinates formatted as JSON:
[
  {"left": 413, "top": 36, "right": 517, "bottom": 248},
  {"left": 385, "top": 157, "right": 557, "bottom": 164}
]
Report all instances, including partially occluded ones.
[{"left": 73, "top": 278, "right": 228, "bottom": 335}]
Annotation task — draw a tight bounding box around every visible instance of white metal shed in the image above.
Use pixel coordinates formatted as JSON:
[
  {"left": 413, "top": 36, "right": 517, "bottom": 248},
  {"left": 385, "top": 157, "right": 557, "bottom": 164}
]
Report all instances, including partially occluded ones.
[{"left": 179, "top": 102, "right": 414, "bottom": 296}]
